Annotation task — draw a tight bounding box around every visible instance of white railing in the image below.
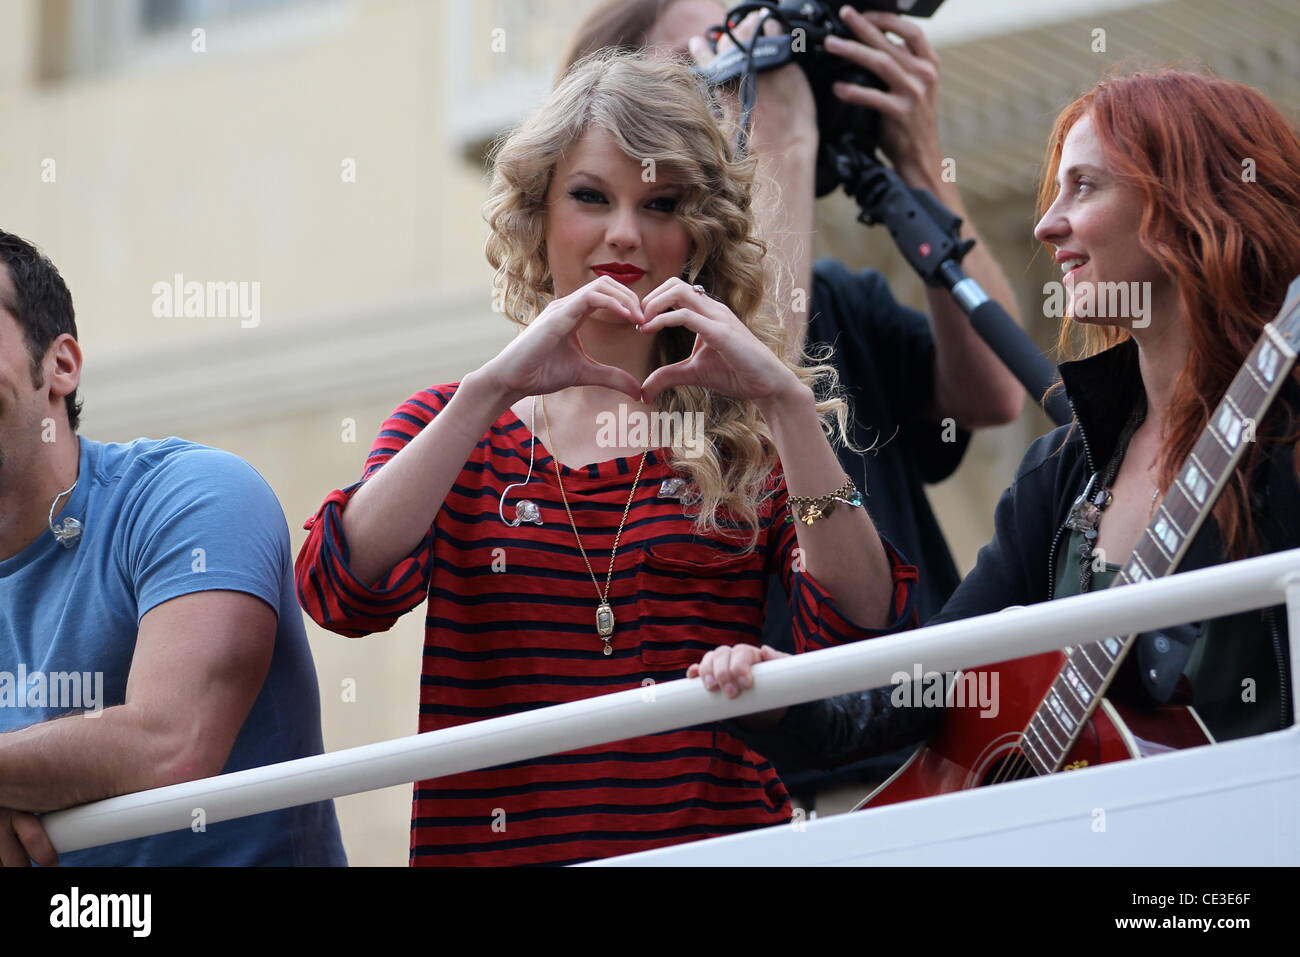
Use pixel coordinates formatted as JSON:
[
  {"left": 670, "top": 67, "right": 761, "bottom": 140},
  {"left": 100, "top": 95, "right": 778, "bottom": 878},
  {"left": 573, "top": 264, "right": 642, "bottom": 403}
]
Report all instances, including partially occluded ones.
[{"left": 40, "top": 548, "right": 1300, "bottom": 856}]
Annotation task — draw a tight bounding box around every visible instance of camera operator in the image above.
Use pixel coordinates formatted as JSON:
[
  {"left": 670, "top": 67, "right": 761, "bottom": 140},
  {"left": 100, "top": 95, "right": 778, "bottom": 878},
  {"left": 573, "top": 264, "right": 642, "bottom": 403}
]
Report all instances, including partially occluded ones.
[{"left": 560, "top": 1, "right": 1025, "bottom": 802}]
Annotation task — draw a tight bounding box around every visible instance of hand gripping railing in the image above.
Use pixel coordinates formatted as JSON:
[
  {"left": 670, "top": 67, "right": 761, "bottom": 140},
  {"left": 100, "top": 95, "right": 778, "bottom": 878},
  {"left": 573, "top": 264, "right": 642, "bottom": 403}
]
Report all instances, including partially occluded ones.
[{"left": 41, "top": 547, "right": 1300, "bottom": 854}]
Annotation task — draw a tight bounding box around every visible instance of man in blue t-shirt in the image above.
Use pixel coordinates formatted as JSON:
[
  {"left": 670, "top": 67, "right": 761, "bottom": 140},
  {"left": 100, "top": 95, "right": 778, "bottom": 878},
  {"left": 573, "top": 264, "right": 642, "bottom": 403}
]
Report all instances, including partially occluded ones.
[{"left": 0, "top": 229, "right": 345, "bottom": 866}]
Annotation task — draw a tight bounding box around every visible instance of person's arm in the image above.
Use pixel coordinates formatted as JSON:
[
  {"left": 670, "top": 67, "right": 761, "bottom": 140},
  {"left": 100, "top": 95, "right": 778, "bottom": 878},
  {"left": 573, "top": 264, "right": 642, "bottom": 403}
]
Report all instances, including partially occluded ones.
[
  {"left": 338, "top": 279, "right": 641, "bottom": 587},
  {"left": 295, "top": 383, "right": 499, "bottom": 637},
  {"left": 696, "top": 426, "right": 1067, "bottom": 753},
  {"left": 296, "top": 276, "right": 647, "bottom": 636},
  {"left": 639, "top": 276, "right": 920, "bottom": 631},
  {"left": 336, "top": 379, "right": 511, "bottom": 589},
  {"left": 760, "top": 381, "right": 910, "bottom": 630},
  {"left": 823, "top": 9, "right": 1025, "bottom": 427},
  {"left": 639, "top": 276, "right": 919, "bottom": 647},
  {"left": 689, "top": 20, "right": 818, "bottom": 365},
  {"left": 0, "top": 445, "right": 309, "bottom": 867},
  {"left": 0, "top": 588, "right": 276, "bottom": 867},
  {"left": 683, "top": 385, "right": 920, "bottom": 731},
  {"left": 0, "top": 590, "right": 274, "bottom": 815},
  {"left": 725, "top": 684, "right": 944, "bottom": 772},
  {"left": 924, "top": 429, "right": 1065, "bottom": 627}
]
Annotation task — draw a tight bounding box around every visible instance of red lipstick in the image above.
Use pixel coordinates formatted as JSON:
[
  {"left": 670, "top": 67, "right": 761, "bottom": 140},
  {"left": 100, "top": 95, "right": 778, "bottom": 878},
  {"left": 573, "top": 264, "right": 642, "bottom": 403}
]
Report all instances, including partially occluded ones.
[{"left": 592, "top": 262, "right": 646, "bottom": 286}]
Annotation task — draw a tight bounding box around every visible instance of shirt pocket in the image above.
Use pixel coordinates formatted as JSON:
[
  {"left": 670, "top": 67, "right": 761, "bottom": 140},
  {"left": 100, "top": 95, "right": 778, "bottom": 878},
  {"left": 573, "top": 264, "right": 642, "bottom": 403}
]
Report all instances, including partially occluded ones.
[{"left": 634, "top": 541, "right": 766, "bottom": 676}]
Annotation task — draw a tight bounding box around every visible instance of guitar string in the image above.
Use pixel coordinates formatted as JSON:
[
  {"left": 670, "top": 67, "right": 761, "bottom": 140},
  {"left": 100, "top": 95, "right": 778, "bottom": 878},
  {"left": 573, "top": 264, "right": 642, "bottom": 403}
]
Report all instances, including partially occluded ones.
[{"left": 990, "top": 744, "right": 1034, "bottom": 786}]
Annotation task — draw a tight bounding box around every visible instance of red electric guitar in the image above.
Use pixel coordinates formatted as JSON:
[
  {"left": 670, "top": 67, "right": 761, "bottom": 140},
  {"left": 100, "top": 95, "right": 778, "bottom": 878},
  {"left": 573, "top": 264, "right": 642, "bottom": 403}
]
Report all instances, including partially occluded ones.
[{"left": 860, "top": 276, "right": 1300, "bottom": 810}]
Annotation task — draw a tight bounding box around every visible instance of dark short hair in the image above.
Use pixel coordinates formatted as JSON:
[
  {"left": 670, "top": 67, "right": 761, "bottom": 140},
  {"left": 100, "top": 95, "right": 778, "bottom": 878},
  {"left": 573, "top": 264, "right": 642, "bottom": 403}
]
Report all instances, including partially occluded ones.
[{"left": 0, "top": 230, "right": 81, "bottom": 431}]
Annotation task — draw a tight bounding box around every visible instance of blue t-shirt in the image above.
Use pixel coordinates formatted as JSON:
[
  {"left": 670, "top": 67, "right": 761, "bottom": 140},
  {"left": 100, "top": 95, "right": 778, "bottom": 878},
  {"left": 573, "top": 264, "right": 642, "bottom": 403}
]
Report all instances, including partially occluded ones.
[{"left": 0, "top": 435, "right": 346, "bottom": 866}]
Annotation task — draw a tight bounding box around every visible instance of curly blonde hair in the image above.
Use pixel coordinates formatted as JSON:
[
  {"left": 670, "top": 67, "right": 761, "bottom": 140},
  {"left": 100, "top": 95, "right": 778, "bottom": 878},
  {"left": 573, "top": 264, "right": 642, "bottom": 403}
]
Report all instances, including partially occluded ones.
[{"left": 483, "top": 49, "right": 849, "bottom": 550}]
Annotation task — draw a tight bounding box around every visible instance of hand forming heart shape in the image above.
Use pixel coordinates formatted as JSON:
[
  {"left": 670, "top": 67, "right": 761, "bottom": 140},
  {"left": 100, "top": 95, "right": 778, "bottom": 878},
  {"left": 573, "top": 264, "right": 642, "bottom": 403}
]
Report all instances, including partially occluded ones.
[{"left": 479, "top": 275, "right": 802, "bottom": 413}]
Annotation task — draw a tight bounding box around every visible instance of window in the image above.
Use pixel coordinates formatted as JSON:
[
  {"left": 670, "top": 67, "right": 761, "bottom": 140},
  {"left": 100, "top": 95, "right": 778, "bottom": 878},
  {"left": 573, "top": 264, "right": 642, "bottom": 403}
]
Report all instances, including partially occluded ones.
[
  {"left": 443, "top": 0, "right": 596, "bottom": 164},
  {"left": 140, "top": 0, "right": 304, "bottom": 34},
  {"left": 40, "top": 0, "right": 343, "bottom": 81}
]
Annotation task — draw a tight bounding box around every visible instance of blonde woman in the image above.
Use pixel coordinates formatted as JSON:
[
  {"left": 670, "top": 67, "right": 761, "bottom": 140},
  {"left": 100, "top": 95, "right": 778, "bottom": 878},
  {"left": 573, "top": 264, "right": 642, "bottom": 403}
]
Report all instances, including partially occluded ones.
[{"left": 296, "top": 50, "right": 917, "bottom": 866}]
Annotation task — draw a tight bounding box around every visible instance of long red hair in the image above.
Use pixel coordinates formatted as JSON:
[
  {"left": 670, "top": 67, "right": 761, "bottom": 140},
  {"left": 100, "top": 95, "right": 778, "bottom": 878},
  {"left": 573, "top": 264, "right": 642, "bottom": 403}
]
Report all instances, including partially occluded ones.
[{"left": 1037, "top": 67, "right": 1300, "bottom": 559}]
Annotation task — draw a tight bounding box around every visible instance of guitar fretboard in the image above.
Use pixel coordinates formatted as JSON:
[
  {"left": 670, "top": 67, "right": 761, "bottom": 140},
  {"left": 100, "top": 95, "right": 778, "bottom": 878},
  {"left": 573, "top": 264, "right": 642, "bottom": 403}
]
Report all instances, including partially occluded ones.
[{"left": 1019, "top": 312, "right": 1300, "bottom": 776}]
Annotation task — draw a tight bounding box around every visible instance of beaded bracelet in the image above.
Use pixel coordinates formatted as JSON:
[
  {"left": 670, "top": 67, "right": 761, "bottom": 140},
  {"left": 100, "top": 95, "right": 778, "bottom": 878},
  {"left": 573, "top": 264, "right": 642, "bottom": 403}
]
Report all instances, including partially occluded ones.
[{"left": 789, "top": 477, "right": 863, "bottom": 526}]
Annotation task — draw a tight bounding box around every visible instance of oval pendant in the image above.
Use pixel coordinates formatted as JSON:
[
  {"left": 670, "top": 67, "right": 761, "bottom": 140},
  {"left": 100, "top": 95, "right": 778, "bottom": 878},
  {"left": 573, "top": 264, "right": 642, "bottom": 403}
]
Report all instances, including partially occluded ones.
[{"left": 596, "top": 602, "right": 615, "bottom": 638}]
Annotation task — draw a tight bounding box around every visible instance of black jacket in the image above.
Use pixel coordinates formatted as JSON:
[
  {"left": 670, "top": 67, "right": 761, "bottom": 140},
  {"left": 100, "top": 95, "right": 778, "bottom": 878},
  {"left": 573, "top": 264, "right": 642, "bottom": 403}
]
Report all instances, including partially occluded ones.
[{"left": 736, "top": 339, "right": 1298, "bottom": 770}]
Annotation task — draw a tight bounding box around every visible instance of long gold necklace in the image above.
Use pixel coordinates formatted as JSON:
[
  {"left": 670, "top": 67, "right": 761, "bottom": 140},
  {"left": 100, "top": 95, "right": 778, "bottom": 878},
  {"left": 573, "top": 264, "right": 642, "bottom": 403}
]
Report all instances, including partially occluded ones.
[{"left": 541, "top": 394, "right": 648, "bottom": 656}]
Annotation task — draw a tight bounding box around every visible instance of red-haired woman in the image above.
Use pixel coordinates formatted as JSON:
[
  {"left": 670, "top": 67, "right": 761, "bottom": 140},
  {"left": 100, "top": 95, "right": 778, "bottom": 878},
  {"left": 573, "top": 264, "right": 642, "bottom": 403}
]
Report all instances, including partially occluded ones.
[{"left": 706, "top": 67, "right": 1300, "bottom": 749}]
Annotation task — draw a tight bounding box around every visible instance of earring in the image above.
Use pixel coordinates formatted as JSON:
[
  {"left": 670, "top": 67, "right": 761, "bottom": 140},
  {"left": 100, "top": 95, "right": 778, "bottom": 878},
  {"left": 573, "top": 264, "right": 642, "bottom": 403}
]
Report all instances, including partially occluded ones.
[{"left": 498, "top": 396, "right": 544, "bottom": 527}]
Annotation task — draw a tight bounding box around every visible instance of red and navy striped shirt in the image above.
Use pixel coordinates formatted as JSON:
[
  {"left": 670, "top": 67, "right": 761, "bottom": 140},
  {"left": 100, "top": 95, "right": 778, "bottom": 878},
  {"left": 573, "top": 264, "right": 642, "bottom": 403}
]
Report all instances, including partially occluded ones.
[{"left": 296, "top": 384, "right": 918, "bottom": 865}]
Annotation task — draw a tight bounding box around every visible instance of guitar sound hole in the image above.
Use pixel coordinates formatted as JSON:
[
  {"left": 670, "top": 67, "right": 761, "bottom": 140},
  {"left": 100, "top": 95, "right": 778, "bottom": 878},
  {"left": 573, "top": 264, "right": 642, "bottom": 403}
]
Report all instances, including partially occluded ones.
[{"left": 979, "top": 750, "right": 1039, "bottom": 787}]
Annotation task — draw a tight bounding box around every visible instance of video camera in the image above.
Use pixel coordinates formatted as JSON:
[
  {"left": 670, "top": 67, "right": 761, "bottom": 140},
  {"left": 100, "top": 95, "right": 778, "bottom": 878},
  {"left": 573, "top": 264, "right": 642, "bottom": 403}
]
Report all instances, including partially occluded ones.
[
  {"left": 694, "top": 0, "right": 946, "bottom": 196},
  {"left": 694, "top": 0, "right": 1073, "bottom": 427}
]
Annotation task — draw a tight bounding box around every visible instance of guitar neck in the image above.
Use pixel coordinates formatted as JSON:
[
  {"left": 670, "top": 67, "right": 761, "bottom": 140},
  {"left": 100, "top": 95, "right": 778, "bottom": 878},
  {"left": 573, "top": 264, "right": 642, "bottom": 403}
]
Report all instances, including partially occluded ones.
[{"left": 1021, "top": 311, "right": 1300, "bottom": 776}]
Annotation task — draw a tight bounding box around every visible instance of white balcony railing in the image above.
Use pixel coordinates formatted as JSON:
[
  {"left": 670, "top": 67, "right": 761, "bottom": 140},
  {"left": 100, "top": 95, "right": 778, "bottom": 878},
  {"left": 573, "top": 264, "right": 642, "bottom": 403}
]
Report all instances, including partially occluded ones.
[{"left": 40, "top": 548, "right": 1300, "bottom": 861}]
